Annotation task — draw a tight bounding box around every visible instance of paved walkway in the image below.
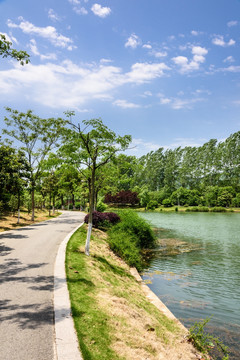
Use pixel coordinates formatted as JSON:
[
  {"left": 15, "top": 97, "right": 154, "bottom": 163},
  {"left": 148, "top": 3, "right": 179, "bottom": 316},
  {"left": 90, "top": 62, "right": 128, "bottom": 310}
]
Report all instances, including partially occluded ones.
[{"left": 0, "top": 211, "right": 85, "bottom": 360}]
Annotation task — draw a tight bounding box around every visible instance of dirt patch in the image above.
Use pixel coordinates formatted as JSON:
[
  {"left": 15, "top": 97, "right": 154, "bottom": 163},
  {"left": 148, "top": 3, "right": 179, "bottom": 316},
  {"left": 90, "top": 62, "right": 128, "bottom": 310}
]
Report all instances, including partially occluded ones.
[{"left": 0, "top": 209, "right": 60, "bottom": 232}]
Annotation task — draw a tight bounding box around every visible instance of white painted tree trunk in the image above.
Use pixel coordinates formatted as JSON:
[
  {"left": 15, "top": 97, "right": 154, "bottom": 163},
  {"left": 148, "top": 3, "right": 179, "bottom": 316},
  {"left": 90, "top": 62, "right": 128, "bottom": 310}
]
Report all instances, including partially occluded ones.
[
  {"left": 17, "top": 209, "right": 20, "bottom": 224},
  {"left": 85, "top": 222, "right": 92, "bottom": 256}
]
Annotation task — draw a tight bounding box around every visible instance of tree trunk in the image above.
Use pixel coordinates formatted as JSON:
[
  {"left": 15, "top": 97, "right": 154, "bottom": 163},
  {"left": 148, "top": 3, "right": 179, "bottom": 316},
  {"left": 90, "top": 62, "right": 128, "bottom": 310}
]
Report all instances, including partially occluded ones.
[
  {"left": 31, "top": 187, "right": 35, "bottom": 221},
  {"left": 85, "top": 167, "right": 95, "bottom": 256},
  {"left": 72, "top": 193, "right": 75, "bottom": 210},
  {"left": 17, "top": 192, "right": 21, "bottom": 224},
  {"left": 52, "top": 194, "right": 55, "bottom": 215}
]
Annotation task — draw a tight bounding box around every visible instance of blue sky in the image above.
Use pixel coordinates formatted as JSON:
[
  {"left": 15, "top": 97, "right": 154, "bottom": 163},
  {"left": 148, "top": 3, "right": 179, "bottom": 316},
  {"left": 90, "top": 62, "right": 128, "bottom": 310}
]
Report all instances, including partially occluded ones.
[{"left": 0, "top": 0, "right": 240, "bottom": 156}]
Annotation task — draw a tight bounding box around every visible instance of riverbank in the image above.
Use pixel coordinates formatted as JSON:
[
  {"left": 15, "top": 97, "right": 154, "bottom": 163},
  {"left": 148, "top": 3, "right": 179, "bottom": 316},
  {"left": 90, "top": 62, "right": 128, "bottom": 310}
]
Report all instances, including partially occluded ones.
[
  {"left": 107, "top": 205, "right": 240, "bottom": 213},
  {"left": 66, "top": 224, "right": 205, "bottom": 360}
]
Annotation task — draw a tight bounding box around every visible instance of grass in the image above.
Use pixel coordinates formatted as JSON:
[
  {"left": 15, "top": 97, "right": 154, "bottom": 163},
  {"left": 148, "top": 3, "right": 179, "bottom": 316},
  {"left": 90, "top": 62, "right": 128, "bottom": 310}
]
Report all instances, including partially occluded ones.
[
  {"left": 66, "top": 225, "right": 186, "bottom": 360},
  {"left": 107, "top": 209, "right": 156, "bottom": 271},
  {"left": 0, "top": 208, "right": 61, "bottom": 232}
]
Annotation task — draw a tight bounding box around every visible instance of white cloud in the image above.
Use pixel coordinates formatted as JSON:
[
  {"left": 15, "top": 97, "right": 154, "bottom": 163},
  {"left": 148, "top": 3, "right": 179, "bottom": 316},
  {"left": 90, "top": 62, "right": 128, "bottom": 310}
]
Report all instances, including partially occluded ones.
[
  {"left": 128, "top": 138, "right": 161, "bottom": 156},
  {"left": 125, "top": 34, "right": 141, "bottom": 49},
  {"left": 68, "top": 0, "right": 88, "bottom": 14},
  {"left": 126, "top": 62, "right": 170, "bottom": 83},
  {"left": 113, "top": 99, "right": 140, "bottom": 109},
  {"left": 227, "top": 20, "right": 238, "bottom": 27},
  {"left": 48, "top": 9, "right": 61, "bottom": 22},
  {"left": 192, "top": 46, "right": 208, "bottom": 56},
  {"left": 29, "top": 39, "right": 57, "bottom": 61},
  {"left": 143, "top": 44, "right": 152, "bottom": 49},
  {"left": 166, "top": 138, "right": 206, "bottom": 149},
  {"left": 68, "top": 0, "right": 81, "bottom": 4},
  {"left": 212, "top": 35, "right": 235, "bottom": 47},
  {"left": 221, "top": 65, "right": 240, "bottom": 72},
  {"left": 223, "top": 56, "right": 235, "bottom": 63},
  {"left": 0, "top": 60, "right": 169, "bottom": 109},
  {"left": 172, "top": 46, "right": 208, "bottom": 74},
  {"left": 154, "top": 51, "right": 168, "bottom": 58},
  {"left": 158, "top": 92, "right": 205, "bottom": 110},
  {"left": 191, "top": 30, "right": 199, "bottom": 36},
  {"left": 141, "top": 91, "right": 152, "bottom": 97},
  {"left": 91, "top": 4, "right": 111, "bottom": 18},
  {"left": 7, "top": 18, "right": 74, "bottom": 49}
]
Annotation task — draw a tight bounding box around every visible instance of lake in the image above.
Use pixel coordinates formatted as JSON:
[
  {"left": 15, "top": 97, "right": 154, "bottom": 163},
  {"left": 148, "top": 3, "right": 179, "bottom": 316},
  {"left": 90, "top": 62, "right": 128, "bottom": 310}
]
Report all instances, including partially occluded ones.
[{"left": 139, "top": 212, "right": 240, "bottom": 360}]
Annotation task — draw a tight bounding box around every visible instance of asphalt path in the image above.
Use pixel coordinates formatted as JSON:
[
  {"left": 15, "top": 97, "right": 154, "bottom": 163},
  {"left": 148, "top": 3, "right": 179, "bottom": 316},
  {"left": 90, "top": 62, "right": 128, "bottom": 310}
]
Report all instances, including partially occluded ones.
[{"left": 0, "top": 211, "right": 85, "bottom": 360}]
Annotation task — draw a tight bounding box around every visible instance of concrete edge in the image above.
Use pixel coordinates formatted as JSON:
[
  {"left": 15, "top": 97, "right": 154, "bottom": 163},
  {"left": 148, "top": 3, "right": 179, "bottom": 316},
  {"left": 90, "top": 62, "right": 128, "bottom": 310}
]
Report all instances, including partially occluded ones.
[
  {"left": 54, "top": 222, "right": 84, "bottom": 360},
  {"left": 129, "top": 267, "right": 188, "bottom": 333}
]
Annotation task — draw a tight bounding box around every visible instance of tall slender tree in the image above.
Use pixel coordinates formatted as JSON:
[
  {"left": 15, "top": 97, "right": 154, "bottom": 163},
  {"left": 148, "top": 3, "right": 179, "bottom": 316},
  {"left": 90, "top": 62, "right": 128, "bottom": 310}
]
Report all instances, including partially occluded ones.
[
  {"left": 60, "top": 114, "right": 131, "bottom": 255},
  {"left": 3, "top": 108, "right": 66, "bottom": 220}
]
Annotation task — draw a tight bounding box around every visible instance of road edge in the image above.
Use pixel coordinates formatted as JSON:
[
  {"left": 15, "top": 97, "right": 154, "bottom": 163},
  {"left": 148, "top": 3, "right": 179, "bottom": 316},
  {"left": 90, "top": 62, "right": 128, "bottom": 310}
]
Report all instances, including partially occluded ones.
[{"left": 53, "top": 222, "right": 84, "bottom": 360}]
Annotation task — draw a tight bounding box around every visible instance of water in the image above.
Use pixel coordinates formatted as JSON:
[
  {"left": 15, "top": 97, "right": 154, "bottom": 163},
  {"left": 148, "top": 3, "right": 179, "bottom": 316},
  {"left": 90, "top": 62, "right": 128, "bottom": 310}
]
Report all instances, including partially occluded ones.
[{"left": 139, "top": 212, "right": 240, "bottom": 359}]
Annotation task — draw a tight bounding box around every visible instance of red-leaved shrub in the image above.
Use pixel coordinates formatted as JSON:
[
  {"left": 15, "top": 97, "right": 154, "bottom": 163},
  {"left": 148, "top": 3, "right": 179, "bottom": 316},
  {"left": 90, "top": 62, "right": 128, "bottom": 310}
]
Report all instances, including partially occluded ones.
[{"left": 84, "top": 211, "right": 120, "bottom": 228}]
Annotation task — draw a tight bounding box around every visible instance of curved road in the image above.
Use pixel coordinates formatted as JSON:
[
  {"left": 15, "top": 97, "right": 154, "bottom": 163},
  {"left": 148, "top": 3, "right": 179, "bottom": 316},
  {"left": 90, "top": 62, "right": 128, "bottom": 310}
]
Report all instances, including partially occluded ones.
[{"left": 0, "top": 211, "right": 85, "bottom": 360}]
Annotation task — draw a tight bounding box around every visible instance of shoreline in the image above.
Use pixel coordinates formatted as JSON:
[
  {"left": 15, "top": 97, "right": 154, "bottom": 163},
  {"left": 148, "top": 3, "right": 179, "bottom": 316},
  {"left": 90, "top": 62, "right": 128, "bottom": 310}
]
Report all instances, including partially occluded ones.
[{"left": 130, "top": 267, "right": 188, "bottom": 333}]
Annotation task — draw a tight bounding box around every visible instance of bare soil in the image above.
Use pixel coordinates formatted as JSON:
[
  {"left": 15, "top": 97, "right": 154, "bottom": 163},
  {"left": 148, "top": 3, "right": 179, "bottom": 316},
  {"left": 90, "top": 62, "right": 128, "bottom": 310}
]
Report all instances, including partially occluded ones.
[{"left": 0, "top": 209, "right": 60, "bottom": 232}]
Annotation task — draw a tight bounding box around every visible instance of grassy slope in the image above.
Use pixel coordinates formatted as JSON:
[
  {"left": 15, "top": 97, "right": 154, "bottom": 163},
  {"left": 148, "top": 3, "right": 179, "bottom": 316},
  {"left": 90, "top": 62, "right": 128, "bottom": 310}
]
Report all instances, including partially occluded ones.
[{"left": 66, "top": 225, "right": 201, "bottom": 360}]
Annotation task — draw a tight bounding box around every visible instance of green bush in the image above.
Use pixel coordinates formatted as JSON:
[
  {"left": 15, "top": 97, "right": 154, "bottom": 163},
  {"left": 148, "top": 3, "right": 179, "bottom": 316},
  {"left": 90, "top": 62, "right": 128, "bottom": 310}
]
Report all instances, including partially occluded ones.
[
  {"left": 115, "top": 210, "right": 156, "bottom": 248},
  {"left": 108, "top": 231, "right": 142, "bottom": 270},
  {"left": 162, "top": 198, "right": 172, "bottom": 207},
  {"left": 210, "top": 207, "right": 227, "bottom": 212},
  {"left": 147, "top": 200, "right": 158, "bottom": 210},
  {"left": 108, "top": 210, "right": 156, "bottom": 270},
  {"left": 186, "top": 206, "right": 209, "bottom": 212},
  {"left": 96, "top": 201, "right": 107, "bottom": 212}
]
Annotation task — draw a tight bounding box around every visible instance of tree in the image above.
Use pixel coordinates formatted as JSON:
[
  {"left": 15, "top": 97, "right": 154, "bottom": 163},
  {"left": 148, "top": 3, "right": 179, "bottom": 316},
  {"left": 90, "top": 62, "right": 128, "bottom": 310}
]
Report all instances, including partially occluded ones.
[
  {"left": 60, "top": 114, "right": 131, "bottom": 255},
  {"left": 0, "top": 33, "right": 30, "bottom": 65},
  {"left": 3, "top": 108, "right": 66, "bottom": 221},
  {"left": 0, "top": 142, "right": 27, "bottom": 217}
]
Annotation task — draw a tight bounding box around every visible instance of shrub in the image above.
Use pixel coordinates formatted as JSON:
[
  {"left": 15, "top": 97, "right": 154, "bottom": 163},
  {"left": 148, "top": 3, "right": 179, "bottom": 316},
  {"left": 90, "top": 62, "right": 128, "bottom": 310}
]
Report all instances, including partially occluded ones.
[
  {"left": 96, "top": 201, "right": 107, "bottom": 212},
  {"left": 210, "top": 207, "right": 227, "bottom": 212},
  {"left": 108, "top": 210, "right": 156, "bottom": 270},
  {"left": 68, "top": 204, "right": 73, "bottom": 210},
  {"left": 108, "top": 232, "right": 142, "bottom": 270},
  {"left": 186, "top": 206, "right": 209, "bottom": 212},
  {"left": 147, "top": 200, "right": 158, "bottom": 210},
  {"left": 84, "top": 211, "right": 120, "bottom": 228},
  {"left": 162, "top": 198, "right": 172, "bottom": 207},
  {"left": 105, "top": 212, "right": 120, "bottom": 225},
  {"left": 232, "top": 194, "right": 240, "bottom": 207},
  {"left": 115, "top": 210, "right": 156, "bottom": 248},
  {"left": 104, "top": 190, "right": 140, "bottom": 206}
]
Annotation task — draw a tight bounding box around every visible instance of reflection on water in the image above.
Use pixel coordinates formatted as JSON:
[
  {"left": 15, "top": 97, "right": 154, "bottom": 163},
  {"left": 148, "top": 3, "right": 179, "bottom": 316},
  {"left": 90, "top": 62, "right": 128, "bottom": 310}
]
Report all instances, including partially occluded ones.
[{"left": 139, "top": 212, "right": 240, "bottom": 360}]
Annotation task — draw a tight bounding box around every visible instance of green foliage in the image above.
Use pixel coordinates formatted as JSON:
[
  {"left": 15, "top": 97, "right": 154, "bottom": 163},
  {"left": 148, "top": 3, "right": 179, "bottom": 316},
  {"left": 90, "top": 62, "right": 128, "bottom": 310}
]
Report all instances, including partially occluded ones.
[
  {"left": 232, "top": 193, "right": 240, "bottom": 207},
  {"left": 0, "top": 33, "right": 30, "bottom": 65},
  {"left": 162, "top": 198, "right": 172, "bottom": 207},
  {"left": 210, "top": 207, "right": 227, "bottom": 212},
  {"left": 0, "top": 200, "right": 4, "bottom": 215},
  {"left": 8, "top": 195, "right": 18, "bottom": 214},
  {"left": 108, "top": 210, "right": 156, "bottom": 270},
  {"left": 108, "top": 231, "right": 142, "bottom": 270},
  {"left": 147, "top": 199, "right": 158, "bottom": 210},
  {"left": 96, "top": 201, "right": 107, "bottom": 212},
  {"left": 189, "top": 317, "right": 229, "bottom": 360},
  {"left": 186, "top": 206, "right": 209, "bottom": 212}
]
